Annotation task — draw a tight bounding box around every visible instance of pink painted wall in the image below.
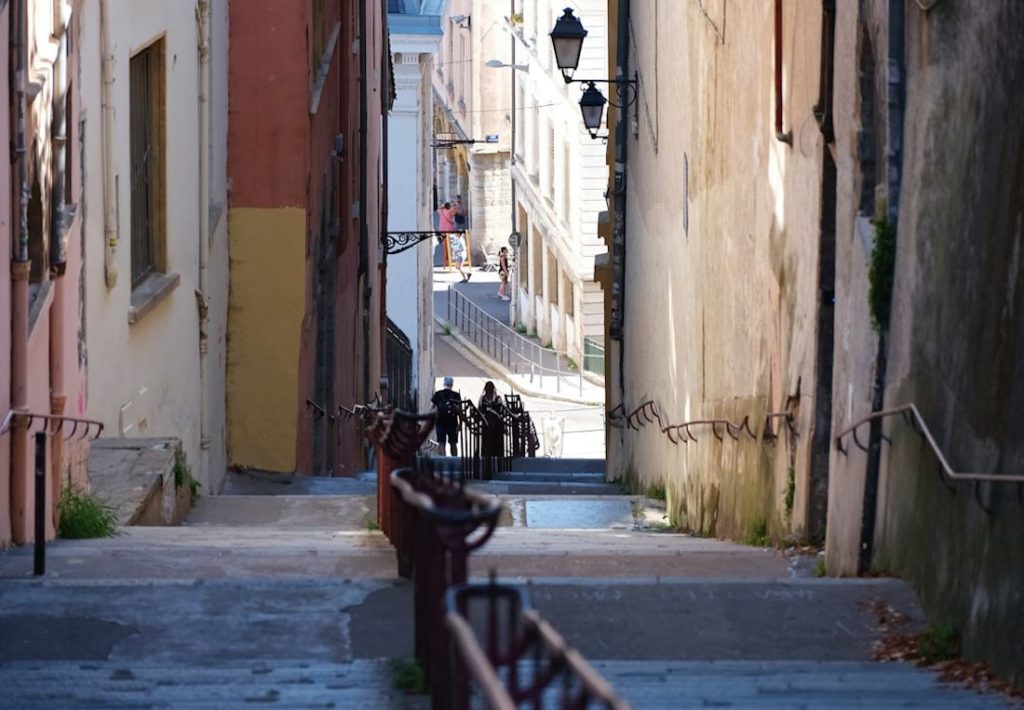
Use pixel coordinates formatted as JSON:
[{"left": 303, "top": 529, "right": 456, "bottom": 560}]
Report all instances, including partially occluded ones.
[{"left": 1, "top": 5, "right": 13, "bottom": 545}]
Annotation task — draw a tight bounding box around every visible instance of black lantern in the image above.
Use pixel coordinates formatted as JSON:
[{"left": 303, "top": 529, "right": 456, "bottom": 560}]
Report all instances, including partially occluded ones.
[
  {"left": 549, "top": 8, "right": 587, "bottom": 82},
  {"left": 579, "top": 82, "right": 607, "bottom": 138}
]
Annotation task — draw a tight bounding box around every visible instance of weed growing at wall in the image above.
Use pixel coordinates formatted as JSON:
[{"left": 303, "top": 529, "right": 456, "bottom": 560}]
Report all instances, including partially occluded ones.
[
  {"left": 173, "top": 452, "right": 201, "bottom": 504},
  {"left": 918, "top": 624, "right": 960, "bottom": 664},
  {"left": 389, "top": 658, "right": 426, "bottom": 694},
  {"left": 58, "top": 484, "right": 118, "bottom": 539},
  {"left": 868, "top": 211, "right": 897, "bottom": 331},
  {"left": 784, "top": 467, "right": 796, "bottom": 516},
  {"left": 746, "top": 519, "right": 771, "bottom": 547}
]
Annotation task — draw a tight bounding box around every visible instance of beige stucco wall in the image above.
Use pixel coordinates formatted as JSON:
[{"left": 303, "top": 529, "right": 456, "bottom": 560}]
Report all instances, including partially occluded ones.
[
  {"left": 79, "top": 0, "right": 230, "bottom": 491},
  {"left": 610, "top": 2, "right": 828, "bottom": 542},
  {"left": 226, "top": 208, "right": 305, "bottom": 473}
]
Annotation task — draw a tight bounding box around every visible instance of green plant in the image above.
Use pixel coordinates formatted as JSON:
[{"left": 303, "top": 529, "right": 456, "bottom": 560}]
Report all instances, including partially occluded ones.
[
  {"left": 567, "top": 357, "right": 578, "bottom": 370},
  {"left": 527, "top": 329, "right": 537, "bottom": 339},
  {"left": 784, "top": 467, "right": 796, "bottom": 515},
  {"left": 510, "top": 11, "right": 524, "bottom": 26},
  {"left": 514, "top": 322, "right": 528, "bottom": 335},
  {"left": 746, "top": 519, "right": 771, "bottom": 547},
  {"left": 868, "top": 211, "right": 897, "bottom": 332},
  {"left": 367, "top": 519, "right": 380, "bottom": 532},
  {"left": 542, "top": 340, "right": 553, "bottom": 350},
  {"left": 173, "top": 454, "right": 187, "bottom": 488},
  {"left": 917, "top": 624, "right": 960, "bottom": 664},
  {"left": 813, "top": 558, "right": 827, "bottom": 578},
  {"left": 389, "top": 658, "right": 426, "bottom": 695},
  {"left": 58, "top": 484, "right": 118, "bottom": 539},
  {"left": 442, "top": 322, "right": 452, "bottom": 336},
  {"left": 647, "top": 483, "right": 666, "bottom": 502}
]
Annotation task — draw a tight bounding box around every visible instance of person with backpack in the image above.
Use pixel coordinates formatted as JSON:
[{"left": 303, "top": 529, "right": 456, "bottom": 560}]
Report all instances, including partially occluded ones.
[{"left": 430, "top": 376, "right": 462, "bottom": 455}]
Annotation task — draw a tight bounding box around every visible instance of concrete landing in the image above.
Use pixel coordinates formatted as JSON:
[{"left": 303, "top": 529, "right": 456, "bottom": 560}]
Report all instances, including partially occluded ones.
[{"left": 89, "top": 438, "right": 188, "bottom": 526}]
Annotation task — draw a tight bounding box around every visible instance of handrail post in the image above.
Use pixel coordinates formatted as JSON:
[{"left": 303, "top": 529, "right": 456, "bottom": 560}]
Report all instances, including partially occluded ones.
[{"left": 34, "top": 430, "right": 46, "bottom": 576}]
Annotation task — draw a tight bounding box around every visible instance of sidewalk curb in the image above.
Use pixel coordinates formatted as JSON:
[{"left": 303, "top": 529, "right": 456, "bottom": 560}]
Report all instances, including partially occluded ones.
[{"left": 434, "top": 315, "right": 604, "bottom": 407}]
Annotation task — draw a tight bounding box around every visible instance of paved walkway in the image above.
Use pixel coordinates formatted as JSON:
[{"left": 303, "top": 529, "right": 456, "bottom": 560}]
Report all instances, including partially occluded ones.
[
  {"left": 433, "top": 269, "right": 606, "bottom": 407},
  {"left": 0, "top": 471, "right": 1007, "bottom": 707}
]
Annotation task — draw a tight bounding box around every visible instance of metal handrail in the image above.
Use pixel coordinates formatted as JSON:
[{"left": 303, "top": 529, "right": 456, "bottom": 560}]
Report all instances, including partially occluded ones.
[
  {"left": 446, "top": 287, "right": 586, "bottom": 396},
  {"left": 835, "top": 403, "right": 1024, "bottom": 483},
  {"left": 0, "top": 409, "right": 104, "bottom": 439},
  {"left": 445, "top": 580, "right": 631, "bottom": 710}
]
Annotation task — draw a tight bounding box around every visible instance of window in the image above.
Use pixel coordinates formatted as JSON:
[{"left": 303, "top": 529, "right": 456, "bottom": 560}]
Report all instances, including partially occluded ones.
[
  {"left": 129, "top": 39, "right": 166, "bottom": 285},
  {"left": 562, "top": 141, "right": 571, "bottom": 226}
]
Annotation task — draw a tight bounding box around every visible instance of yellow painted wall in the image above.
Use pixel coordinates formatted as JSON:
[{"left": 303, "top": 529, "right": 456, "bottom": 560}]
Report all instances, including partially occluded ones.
[{"left": 227, "top": 208, "right": 305, "bottom": 472}]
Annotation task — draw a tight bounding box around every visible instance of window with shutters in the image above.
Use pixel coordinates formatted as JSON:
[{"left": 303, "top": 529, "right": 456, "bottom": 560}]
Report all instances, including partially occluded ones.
[{"left": 129, "top": 39, "right": 166, "bottom": 285}]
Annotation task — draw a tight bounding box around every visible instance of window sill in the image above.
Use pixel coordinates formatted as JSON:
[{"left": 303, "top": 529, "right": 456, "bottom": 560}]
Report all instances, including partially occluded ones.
[{"left": 128, "top": 271, "right": 180, "bottom": 325}]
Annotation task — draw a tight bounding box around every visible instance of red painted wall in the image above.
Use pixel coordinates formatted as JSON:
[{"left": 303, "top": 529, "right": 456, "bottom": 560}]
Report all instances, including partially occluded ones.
[{"left": 228, "top": 0, "right": 309, "bottom": 209}]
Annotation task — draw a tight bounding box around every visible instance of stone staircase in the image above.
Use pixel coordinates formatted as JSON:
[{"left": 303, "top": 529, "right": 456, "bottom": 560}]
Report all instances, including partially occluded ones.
[
  {"left": 470, "top": 457, "right": 623, "bottom": 495},
  {"left": 0, "top": 660, "right": 428, "bottom": 709}
]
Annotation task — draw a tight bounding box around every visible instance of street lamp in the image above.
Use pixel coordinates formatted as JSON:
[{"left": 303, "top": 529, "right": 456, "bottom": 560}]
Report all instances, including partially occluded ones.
[
  {"left": 548, "top": 8, "right": 637, "bottom": 140},
  {"left": 550, "top": 7, "right": 587, "bottom": 82}
]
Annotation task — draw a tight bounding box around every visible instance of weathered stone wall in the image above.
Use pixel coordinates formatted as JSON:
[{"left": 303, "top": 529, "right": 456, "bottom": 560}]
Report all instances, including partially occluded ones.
[
  {"left": 872, "top": 1, "right": 1024, "bottom": 684},
  {"left": 612, "top": 2, "right": 830, "bottom": 542}
]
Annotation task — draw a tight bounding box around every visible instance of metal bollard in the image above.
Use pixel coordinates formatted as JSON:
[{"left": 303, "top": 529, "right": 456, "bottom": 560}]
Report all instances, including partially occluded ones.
[{"left": 34, "top": 431, "right": 46, "bottom": 576}]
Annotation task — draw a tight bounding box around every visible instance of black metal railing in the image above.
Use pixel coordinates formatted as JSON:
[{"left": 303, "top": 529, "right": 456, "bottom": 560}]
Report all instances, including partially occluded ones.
[
  {"left": 452, "top": 394, "right": 540, "bottom": 481},
  {"left": 386, "top": 317, "right": 416, "bottom": 412}
]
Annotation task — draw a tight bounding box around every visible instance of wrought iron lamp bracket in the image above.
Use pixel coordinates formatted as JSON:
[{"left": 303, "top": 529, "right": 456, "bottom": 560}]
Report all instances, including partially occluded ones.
[{"left": 384, "top": 230, "right": 464, "bottom": 256}]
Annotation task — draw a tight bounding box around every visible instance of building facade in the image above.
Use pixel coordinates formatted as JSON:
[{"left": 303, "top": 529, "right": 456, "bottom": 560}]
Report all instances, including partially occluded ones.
[
  {"left": 826, "top": 0, "right": 1024, "bottom": 682},
  {"left": 432, "top": 0, "right": 512, "bottom": 266},
  {"left": 228, "top": 0, "right": 388, "bottom": 477},
  {"left": 510, "top": 0, "right": 607, "bottom": 367},
  {"left": 387, "top": 0, "right": 444, "bottom": 413},
  {"left": 602, "top": 0, "right": 833, "bottom": 542},
  {"left": 2, "top": 0, "right": 89, "bottom": 544},
  {"left": 77, "top": 0, "right": 230, "bottom": 496}
]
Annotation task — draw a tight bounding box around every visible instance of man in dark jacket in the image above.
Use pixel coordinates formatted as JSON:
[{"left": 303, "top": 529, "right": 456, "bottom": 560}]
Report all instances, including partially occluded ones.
[{"left": 431, "top": 376, "right": 461, "bottom": 455}]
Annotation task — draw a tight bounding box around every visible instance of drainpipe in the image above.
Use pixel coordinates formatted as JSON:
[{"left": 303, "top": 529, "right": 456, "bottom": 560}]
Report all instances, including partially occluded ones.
[
  {"left": 609, "top": 0, "right": 631, "bottom": 407},
  {"left": 858, "top": 0, "right": 905, "bottom": 575},
  {"left": 380, "top": 0, "right": 390, "bottom": 406},
  {"left": 49, "top": 1, "right": 72, "bottom": 533},
  {"left": 100, "top": 0, "right": 118, "bottom": 288},
  {"left": 10, "top": 0, "right": 32, "bottom": 543},
  {"left": 197, "top": 0, "right": 212, "bottom": 461},
  {"left": 359, "top": 0, "right": 370, "bottom": 418},
  {"left": 774, "top": 0, "right": 792, "bottom": 144}
]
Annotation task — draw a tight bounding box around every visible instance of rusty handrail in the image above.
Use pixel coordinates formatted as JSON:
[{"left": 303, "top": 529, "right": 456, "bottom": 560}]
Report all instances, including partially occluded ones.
[
  {"left": 445, "top": 613, "right": 517, "bottom": 710},
  {"left": 0, "top": 410, "right": 104, "bottom": 440},
  {"left": 612, "top": 400, "right": 774, "bottom": 446},
  {"left": 446, "top": 581, "right": 631, "bottom": 710},
  {"left": 836, "top": 403, "right": 1024, "bottom": 483}
]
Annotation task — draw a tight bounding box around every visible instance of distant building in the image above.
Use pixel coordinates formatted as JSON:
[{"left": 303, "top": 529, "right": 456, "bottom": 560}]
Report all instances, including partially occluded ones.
[
  {"left": 432, "top": 0, "right": 513, "bottom": 267},
  {"left": 227, "top": 0, "right": 389, "bottom": 476},
  {"left": 510, "top": 0, "right": 608, "bottom": 371},
  {"left": 387, "top": 0, "right": 444, "bottom": 413}
]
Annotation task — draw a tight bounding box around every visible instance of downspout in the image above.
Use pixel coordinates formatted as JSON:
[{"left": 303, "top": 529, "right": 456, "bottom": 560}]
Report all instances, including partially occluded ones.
[
  {"left": 380, "top": 0, "right": 389, "bottom": 405},
  {"left": 197, "top": 0, "right": 212, "bottom": 458},
  {"left": 359, "top": 0, "right": 370, "bottom": 413},
  {"left": 50, "top": 1, "right": 72, "bottom": 529},
  {"left": 773, "top": 0, "right": 792, "bottom": 144},
  {"left": 10, "top": 0, "right": 32, "bottom": 543},
  {"left": 858, "top": 0, "right": 905, "bottom": 575},
  {"left": 509, "top": 0, "right": 518, "bottom": 321},
  {"left": 100, "top": 0, "right": 118, "bottom": 288},
  {"left": 609, "top": 0, "right": 631, "bottom": 407}
]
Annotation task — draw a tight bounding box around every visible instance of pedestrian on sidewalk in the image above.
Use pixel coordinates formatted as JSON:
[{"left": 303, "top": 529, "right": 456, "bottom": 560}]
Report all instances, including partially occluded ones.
[
  {"left": 449, "top": 231, "right": 471, "bottom": 283},
  {"left": 438, "top": 202, "right": 456, "bottom": 232},
  {"left": 430, "top": 376, "right": 462, "bottom": 456},
  {"left": 497, "top": 247, "right": 511, "bottom": 301},
  {"left": 478, "top": 381, "right": 505, "bottom": 479},
  {"left": 453, "top": 195, "right": 467, "bottom": 228}
]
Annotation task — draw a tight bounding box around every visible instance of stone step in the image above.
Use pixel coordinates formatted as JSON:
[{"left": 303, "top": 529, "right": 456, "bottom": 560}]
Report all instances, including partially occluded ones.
[
  {"left": 467, "top": 480, "right": 625, "bottom": 496},
  {"left": 588, "top": 660, "right": 1003, "bottom": 708},
  {"left": 490, "top": 470, "right": 607, "bottom": 483},
  {"left": 0, "top": 659, "right": 428, "bottom": 709},
  {"left": 429, "top": 456, "right": 605, "bottom": 473}
]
